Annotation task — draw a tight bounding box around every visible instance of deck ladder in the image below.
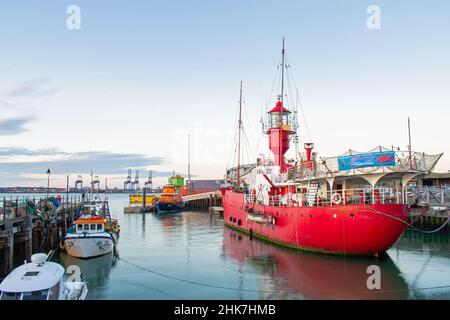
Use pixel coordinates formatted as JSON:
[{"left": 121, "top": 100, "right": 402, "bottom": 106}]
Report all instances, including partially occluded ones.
[{"left": 307, "top": 181, "right": 319, "bottom": 206}]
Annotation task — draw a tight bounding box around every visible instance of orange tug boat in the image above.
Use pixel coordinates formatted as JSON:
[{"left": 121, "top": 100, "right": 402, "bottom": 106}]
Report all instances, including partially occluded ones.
[
  {"left": 157, "top": 185, "right": 186, "bottom": 212},
  {"left": 221, "top": 40, "right": 442, "bottom": 256}
]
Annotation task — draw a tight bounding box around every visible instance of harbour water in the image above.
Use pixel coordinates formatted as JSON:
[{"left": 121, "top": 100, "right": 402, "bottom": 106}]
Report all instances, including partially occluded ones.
[
  {"left": 2, "top": 193, "right": 449, "bottom": 299},
  {"left": 51, "top": 194, "right": 450, "bottom": 300}
]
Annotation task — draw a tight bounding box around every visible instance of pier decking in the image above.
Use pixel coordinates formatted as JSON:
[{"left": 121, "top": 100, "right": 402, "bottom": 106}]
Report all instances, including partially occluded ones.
[{"left": 183, "top": 191, "right": 223, "bottom": 211}]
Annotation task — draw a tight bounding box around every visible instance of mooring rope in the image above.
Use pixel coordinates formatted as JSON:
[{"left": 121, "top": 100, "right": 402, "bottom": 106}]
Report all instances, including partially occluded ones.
[
  {"left": 118, "top": 256, "right": 278, "bottom": 294},
  {"left": 359, "top": 208, "right": 449, "bottom": 234},
  {"left": 118, "top": 256, "right": 450, "bottom": 296},
  {"left": 326, "top": 207, "right": 449, "bottom": 234}
]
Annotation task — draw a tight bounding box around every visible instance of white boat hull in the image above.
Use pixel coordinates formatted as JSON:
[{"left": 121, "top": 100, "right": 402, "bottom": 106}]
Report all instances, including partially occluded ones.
[{"left": 64, "top": 233, "right": 114, "bottom": 259}]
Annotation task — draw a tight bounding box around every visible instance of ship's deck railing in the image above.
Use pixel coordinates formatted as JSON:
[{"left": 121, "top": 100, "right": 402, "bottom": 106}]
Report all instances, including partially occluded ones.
[
  {"left": 292, "top": 149, "right": 442, "bottom": 181},
  {"left": 244, "top": 187, "right": 418, "bottom": 207}
]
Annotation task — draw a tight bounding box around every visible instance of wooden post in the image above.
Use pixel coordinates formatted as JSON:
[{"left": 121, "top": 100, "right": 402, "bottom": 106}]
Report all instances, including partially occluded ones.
[
  {"left": 15, "top": 196, "right": 18, "bottom": 218},
  {"left": 25, "top": 216, "right": 32, "bottom": 262},
  {"left": 32, "top": 227, "right": 39, "bottom": 253},
  {"left": 5, "top": 219, "right": 14, "bottom": 273},
  {"left": 143, "top": 187, "right": 147, "bottom": 208}
]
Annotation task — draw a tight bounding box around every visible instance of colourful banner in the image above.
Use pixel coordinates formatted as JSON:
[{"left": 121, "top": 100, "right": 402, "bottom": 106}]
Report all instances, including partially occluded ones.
[{"left": 338, "top": 151, "right": 396, "bottom": 171}]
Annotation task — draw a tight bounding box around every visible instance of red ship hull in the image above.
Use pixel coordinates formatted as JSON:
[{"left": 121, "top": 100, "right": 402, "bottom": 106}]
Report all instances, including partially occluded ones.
[{"left": 223, "top": 190, "right": 408, "bottom": 256}]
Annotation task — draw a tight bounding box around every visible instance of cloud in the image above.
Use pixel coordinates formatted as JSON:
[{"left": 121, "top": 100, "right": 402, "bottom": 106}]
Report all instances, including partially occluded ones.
[
  {"left": 0, "top": 146, "right": 63, "bottom": 156},
  {"left": 3, "top": 77, "right": 58, "bottom": 98},
  {"left": 0, "top": 100, "right": 18, "bottom": 110},
  {"left": 0, "top": 147, "right": 165, "bottom": 175},
  {"left": 0, "top": 116, "right": 36, "bottom": 135}
]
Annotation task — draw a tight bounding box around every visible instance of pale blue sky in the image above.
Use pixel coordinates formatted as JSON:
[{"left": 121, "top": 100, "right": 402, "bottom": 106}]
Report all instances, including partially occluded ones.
[{"left": 0, "top": 0, "right": 449, "bottom": 187}]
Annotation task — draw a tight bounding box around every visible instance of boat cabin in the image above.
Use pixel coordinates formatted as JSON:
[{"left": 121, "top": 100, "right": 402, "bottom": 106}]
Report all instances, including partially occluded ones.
[
  {"left": 0, "top": 254, "right": 64, "bottom": 300},
  {"left": 74, "top": 216, "right": 106, "bottom": 234}
]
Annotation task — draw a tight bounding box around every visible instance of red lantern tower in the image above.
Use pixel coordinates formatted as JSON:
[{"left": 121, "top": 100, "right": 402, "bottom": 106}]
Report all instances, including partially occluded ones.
[
  {"left": 266, "top": 98, "right": 295, "bottom": 173},
  {"left": 265, "top": 38, "right": 295, "bottom": 173}
]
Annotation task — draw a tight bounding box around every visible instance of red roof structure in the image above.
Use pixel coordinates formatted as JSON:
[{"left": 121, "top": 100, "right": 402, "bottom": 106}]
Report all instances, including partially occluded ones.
[{"left": 269, "top": 101, "right": 290, "bottom": 113}]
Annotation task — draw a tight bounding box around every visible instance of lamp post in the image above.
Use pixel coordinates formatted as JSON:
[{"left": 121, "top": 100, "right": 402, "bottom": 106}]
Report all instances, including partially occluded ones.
[
  {"left": 46, "top": 169, "right": 51, "bottom": 198},
  {"left": 188, "top": 134, "right": 191, "bottom": 195}
]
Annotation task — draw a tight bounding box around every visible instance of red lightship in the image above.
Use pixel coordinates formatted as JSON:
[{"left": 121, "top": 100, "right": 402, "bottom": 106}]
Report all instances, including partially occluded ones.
[{"left": 221, "top": 39, "right": 442, "bottom": 256}]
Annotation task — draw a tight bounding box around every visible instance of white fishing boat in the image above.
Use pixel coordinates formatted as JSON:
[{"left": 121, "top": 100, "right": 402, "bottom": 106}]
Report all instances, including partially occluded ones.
[
  {"left": 0, "top": 253, "right": 88, "bottom": 300},
  {"left": 64, "top": 175, "right": 120, "bottom": 259},
  {"left": 64, "top": 214, "right": 119, "bottom": 259}
]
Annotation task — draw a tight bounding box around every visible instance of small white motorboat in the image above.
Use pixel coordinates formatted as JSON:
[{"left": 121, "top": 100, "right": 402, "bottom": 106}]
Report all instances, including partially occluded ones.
[{"left": 0, "top": 253, "right": 88, "bottom": 300}]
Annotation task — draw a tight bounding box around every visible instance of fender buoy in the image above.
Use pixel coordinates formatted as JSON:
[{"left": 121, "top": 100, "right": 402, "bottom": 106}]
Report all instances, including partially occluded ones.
[{"left": 331, "top": 193, "right": 342, "bottom": 205}]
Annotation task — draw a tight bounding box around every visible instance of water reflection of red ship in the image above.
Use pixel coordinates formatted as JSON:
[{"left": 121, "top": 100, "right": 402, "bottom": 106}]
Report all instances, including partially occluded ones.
[{"left": 223, "top": 228, "right": 409, "bottom": 299}]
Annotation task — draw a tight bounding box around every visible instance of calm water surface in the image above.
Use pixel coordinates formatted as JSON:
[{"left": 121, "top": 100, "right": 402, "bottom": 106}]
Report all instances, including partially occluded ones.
[{"left": 11, "top": 193, "right": 448, "bottom": 300}]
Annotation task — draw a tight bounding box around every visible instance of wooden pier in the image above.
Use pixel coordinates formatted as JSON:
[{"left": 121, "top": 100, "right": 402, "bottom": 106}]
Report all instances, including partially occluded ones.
[
  {"left": 183, "top": 191, "right": 223, "bottom": 212},
  {"left": 0, "top": 196, "right": 81, "bottom": 278},
  {"left": 409, "top": 208, "right": 449, "bottom": 232}
]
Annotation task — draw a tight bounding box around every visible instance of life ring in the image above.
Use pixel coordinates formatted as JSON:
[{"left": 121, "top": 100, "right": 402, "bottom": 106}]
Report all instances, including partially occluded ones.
[{"left": 331, "top": 193, "right": 342, "bottom": 205}]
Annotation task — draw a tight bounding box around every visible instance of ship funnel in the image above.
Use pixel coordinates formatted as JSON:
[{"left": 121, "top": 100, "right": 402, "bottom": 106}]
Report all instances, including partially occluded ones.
[{"left": 304, "top": 143, "right": 314, "bottom": 161}]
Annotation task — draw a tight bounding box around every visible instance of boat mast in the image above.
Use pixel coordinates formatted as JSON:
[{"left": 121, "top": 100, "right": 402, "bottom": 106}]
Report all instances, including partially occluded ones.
[
  {"left": 279, "top": 38, "right": 285, "bottom": 170},
  {"left": 237, "top": 80, "right": 243, "bottom": 187},
  {"left": 408, "top": 117, "right": 412, "bottom": 170},
  {"left": 281, "top": 37, "right": 285, "bottom": 106},
  {"left": 90, "top": 170, "right": 93, "bottom": 202},
  {"left": 104, "top": 177, "right": 107, "bottom": 204}
]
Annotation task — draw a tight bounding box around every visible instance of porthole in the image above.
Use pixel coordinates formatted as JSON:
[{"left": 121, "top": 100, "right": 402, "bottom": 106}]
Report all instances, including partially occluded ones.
[{"left": 237, "top": 219, "right": 242, "bottom": 226}]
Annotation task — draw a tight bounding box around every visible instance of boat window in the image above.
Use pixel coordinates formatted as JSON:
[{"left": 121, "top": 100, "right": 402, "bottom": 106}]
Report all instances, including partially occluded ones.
[
  {"left": 83, "top": 224, "right": 89, "bottom": 231},
  {"left": 21, "top": 289, "right": 49, "bottom": 300},
  {"left": 97, "top": 224, "right": 103, "bottom": 230},
  {"left": 90, "top": 224, "right": 96, "bottom": 231},
  {"left": 77, "top": 224, "right": 83, "bottom": 231},
  {"left": 1, "top": 291, "right": 21, "bottom": 300}
]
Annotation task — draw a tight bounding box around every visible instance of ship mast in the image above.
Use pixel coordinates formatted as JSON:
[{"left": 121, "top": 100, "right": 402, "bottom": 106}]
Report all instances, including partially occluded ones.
[
  {"left": 280, "top": 37, "right": 285, "bottom": 105},
  {"left": 237, "top": 80, "right": 243, "bottom": 187},
  {"left": 279, "top": 38, "right": 285, "bottom": 170},
  {"left": 408, "top": 117, "right": 412, "bottom": 170}
]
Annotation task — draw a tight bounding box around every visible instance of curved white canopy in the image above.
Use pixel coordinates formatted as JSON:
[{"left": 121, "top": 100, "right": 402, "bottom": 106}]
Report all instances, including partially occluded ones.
[{"left": 0, "top": 260, "right": 64, "bottom": 293}]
